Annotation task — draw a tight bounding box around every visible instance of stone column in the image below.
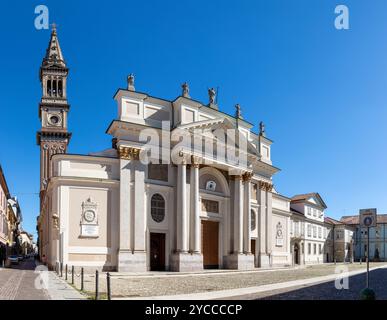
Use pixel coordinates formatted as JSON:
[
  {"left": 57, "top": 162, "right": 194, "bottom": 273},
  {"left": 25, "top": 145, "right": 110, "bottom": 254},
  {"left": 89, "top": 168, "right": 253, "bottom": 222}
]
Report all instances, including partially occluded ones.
[
  {"left": 191, "top": 157, "right": 201, "bottom": 253},
  {"left": 119, "top": 156, "right": 131, "bottom": 252},
  {"left": 134, "top": 161, "right": 146, "bottom": 252},
  {"left": 117, "top": 146, "right": 146, "bottom": 272},
  {"left": 177, "top": 161, "right": 188, "bottom": 252},
  {"left": 258, "top": 181, "right": 273, "bottom": 267},
  {"left": 266, "top": 189, "right": 273, "bottom": 256},
  {"left": 172, "top": 158, "right": 203, "bottom": 272},
  {"left": 243, "top": 173, "right": 253, "bottom": 254},
  {"left": 258, "top": 181, "right": 269, "bottom": 267},
  {"left": 234, "top": 175, "right": 244, "bottom": 254}
]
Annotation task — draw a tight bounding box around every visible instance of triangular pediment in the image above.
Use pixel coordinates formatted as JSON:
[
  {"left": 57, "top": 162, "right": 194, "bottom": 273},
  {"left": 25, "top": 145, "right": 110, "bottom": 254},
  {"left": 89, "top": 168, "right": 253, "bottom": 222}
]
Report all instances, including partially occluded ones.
[
  {"left": 175, "top": 118, "right": 258, "bottom": 157},
  {"left": 292, "top": 193, "right": 327, "bottom": 209}
]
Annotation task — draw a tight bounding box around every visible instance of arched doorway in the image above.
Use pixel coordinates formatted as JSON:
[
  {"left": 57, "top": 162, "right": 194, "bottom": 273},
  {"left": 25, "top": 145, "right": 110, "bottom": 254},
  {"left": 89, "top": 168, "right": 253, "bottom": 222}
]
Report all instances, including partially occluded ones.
[
  {"left": 199, "top": 167, "right": 230, "bottom": 269},
  {"left": 294, "top": 243, "right": 300, "bottom": 265}
]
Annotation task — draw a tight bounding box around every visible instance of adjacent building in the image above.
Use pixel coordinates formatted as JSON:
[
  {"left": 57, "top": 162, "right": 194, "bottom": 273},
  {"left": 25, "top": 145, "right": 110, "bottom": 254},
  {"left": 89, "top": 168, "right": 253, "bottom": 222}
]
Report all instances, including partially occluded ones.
[
  {"left": 19, "top": 231, "right": 34, "bottom": 255},
  {"left": 0, "top": 165, "right": 10, "bottom": 264},
  {"left": 0, "top": 165, "right": 23, "bottom": 264},
  {"left": 341, "top": 214, "right": 387, "bottom": 262},
  {"left": 289, "top": 193, "right": 328, "bottom": 265}
]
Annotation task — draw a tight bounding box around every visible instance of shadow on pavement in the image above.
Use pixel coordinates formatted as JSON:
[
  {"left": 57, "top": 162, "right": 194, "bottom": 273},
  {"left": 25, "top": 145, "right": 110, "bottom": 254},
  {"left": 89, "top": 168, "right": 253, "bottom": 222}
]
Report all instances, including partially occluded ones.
[{"left": 260, "top": 268, "right": 387, "bottom": 300}]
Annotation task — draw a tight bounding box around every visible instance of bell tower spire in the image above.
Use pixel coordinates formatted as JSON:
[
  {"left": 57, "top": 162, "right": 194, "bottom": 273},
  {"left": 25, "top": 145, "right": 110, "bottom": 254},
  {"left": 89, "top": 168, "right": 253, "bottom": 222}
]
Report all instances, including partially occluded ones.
[{"left": 37, "top": 25, "right": 71, "bottom": 197}]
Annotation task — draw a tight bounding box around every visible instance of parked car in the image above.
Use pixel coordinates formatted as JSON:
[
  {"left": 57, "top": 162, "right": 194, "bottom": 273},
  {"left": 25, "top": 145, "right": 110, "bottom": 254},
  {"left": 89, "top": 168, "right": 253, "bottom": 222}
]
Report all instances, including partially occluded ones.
[{"left": 8, "top": 255, "right": 19, "bottom": 265}]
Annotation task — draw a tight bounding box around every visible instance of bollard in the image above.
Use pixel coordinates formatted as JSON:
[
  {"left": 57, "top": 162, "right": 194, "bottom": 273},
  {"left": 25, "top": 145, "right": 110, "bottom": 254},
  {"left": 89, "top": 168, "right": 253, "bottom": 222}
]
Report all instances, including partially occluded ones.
[
  {"left": 95, "top": 270, "right": 99, "bottom": 300},
  {"left": 81, "top": 267, "right": 84, "bottom": 291},
  {"left": 72, "top": 266, "right": 74, "bottom": 285},
  {"left": 60, "top": 262, "right": 63, "bottom": 277},
  {"left": 65, "top": 264, "right": 68, "bottom": 280},
  {"left": 107, "top": 272, "right": 111, "bottom": 300}
]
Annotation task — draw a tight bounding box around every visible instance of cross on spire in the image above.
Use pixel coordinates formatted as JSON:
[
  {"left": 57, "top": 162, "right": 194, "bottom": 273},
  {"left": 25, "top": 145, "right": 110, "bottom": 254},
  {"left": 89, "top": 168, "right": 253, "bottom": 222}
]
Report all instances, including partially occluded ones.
[{"left": 50, "top": 23, "right": 58, "bottom": 33}]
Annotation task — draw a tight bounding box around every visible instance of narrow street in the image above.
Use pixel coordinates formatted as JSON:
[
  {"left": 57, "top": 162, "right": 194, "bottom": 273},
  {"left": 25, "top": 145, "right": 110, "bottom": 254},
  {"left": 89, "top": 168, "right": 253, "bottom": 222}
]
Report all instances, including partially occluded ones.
[{"left": 0, "top": 258, "right": 49, "bottom": 300}]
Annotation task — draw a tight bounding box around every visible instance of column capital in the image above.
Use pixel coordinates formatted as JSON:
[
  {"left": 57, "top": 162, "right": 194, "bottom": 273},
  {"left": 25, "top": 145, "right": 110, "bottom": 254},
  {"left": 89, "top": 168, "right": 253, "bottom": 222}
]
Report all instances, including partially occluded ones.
[
  {"left": 258, "top": 180, "right": 273, "bottom": 192},
  {"left": 242, "top": 172, "right": 253, "bottom": 182},
  {"left": 191, "top": 155, "right": 201, "bottom": 168},
  {"left": 118, "top": 146, "right": 140, "bottom": 160}
]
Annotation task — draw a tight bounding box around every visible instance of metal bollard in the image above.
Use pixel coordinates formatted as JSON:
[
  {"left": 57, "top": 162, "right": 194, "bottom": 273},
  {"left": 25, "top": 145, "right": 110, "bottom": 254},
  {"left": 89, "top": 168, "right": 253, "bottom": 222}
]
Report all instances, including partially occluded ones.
[
  {"left": 65, "top": 264, "right": 68, "bottom": 280},
  {"left": 71, "top": 266, "right": 74, "bottom": 285},
  {"left": 60, "top": 262, "right": 63, "bottom": 277},
  {"left": 81, "top": 267, "right": 84, "bottom": 291},
  {"left": 107, "top": 272, "right": 111, "bottom": 300},
  {"left": 95, "top": 270, "right": 99, "bottom": 300}
]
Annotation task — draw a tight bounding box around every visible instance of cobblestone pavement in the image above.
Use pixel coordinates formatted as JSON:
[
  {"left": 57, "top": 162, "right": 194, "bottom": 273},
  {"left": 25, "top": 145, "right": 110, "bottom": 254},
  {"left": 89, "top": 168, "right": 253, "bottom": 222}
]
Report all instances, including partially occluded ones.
[
  {"left": 0, "top": 258, "right": 49, "bottom": 300},
  {"left": 66, "top": 263, "right": 386, "bottom": 299},
  {"left": 229, "top": 266, "right": 387, "bottom": 300}
]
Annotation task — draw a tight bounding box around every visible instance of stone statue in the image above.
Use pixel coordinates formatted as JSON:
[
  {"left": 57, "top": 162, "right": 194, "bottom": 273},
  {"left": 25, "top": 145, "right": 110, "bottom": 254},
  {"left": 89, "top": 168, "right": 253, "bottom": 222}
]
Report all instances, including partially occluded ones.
[
  {"left": 182, "top": 82, "right": 190, "bottom": 98},
  {"left": 208, "top": 88, "right": 216, "bottom": 105},
  {"left": 127, "top": 73, "right": 135, "bottom": 91},
  {"left": 235, "top": 104, "right": 242, "bottom": 119},
  {"left": 259, "top": 121, "right": 265, "bottom": 136}
]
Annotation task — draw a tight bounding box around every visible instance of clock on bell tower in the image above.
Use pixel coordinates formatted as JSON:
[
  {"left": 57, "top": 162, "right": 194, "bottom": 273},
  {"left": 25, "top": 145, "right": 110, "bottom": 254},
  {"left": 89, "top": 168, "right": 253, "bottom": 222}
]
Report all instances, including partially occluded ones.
[{"left": 37, "top": 24, "right": 72, "bottom": 199}]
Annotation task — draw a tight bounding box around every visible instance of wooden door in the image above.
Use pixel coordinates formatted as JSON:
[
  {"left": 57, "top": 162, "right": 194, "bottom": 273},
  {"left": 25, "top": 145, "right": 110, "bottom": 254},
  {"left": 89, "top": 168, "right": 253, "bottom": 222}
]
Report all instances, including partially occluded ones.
[
  {"left": 202, "top": 220, "right": 219, "bottom": 269},
  {"left": 150, "top": 233, "right": 165, "bottom": 271}
]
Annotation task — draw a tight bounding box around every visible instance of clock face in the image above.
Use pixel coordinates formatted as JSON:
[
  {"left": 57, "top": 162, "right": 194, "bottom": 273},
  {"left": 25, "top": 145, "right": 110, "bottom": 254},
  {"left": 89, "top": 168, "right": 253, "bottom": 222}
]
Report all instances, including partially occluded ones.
[
  {"left": 84, "top": 210, "right": 95, "bottom": 223},
  {"left": 48, "top": 114, "right": 62, "bottom": 126}
]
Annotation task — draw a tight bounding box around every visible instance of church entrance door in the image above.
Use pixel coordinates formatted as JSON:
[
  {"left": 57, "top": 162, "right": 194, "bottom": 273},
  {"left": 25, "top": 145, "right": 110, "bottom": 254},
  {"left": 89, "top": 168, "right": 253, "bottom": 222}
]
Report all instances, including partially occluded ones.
[
  {"left": 150, "top": 233, "right": 165, "bottom": 271},
  {"left": 202, "top": 220, "right": 219, "bottom": 269}
]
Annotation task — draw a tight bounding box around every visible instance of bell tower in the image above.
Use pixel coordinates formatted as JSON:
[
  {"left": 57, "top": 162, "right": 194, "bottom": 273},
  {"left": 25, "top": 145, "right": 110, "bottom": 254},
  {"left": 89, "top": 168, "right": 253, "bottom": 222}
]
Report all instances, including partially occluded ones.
[{"left": 37, "top": 24, "right": 71, "bottom": 199}]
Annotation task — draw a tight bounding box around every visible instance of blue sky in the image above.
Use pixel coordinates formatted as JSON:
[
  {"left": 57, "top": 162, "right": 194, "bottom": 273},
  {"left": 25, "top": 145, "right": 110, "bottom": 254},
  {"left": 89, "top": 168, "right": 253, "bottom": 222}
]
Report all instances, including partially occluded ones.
[{"left": 1, "top": 0, "right": 387, "bottom": 239}]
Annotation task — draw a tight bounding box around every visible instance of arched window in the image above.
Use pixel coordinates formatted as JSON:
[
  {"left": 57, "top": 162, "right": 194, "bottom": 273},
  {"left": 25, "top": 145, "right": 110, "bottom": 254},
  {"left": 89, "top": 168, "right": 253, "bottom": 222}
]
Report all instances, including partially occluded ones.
[
  {"left": 251, "top": 210, "right": 256, "bottom": 231},
  {"left": 151, "top": 194, "right": 165, "bottom": 223},
  {"left": 53, "top": 80, "right": 57, "bottom": 96},
  {"left": 47, "top": 80, "right": 52, "bottom": 96},
  {"left": 58, "top": 80, "right": 63, "bottom": 97}
]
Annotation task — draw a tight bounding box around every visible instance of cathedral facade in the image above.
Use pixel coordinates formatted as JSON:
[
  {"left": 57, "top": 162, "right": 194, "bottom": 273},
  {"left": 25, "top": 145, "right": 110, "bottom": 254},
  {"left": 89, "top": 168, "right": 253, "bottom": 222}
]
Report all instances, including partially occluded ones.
[{"left": 37, "top": 28, "right": 352, "bottom": 272}]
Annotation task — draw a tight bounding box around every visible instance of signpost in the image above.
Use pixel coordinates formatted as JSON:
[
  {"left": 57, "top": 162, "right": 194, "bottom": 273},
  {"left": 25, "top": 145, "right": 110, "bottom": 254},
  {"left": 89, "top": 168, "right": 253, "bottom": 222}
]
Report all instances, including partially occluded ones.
[{"left": 359, "top": 208, "right": 377, "bottom": 290}]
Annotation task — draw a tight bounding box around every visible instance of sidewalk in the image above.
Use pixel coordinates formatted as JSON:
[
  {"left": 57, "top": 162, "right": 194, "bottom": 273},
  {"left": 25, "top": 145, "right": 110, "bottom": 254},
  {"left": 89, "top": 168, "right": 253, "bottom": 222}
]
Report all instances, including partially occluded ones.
[
  {"left": 114, "top": 264, "right": 387, "bottom": 300},
  {"left": 45, "top": 271, "right": 86, "bottom": 300}
]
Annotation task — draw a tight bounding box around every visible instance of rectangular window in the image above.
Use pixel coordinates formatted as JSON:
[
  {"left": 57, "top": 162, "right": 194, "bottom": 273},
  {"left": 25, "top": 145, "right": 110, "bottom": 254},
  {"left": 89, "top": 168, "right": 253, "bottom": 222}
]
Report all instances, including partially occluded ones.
[
  {"left": 308, "top": 243, "right": 311, "bottom": 255},
  {"left": 302, "top": 243, "right": 304, "bottom": 254},
  {"left": 201, "top": 199, "right": 219, "bottom": 213},
  {"left": 307, "top": 224, "right": 312, "bottom": 237},
  {"left": 313, "top": 244, "right": 317, "bottom": 255},
  {"left": 295, "top": 222, "right": 299, "bottom": 236},
  {"left": 313, "top": 208, "right": 317, "bottom": 217},
  {"left": 319, "top": 244, "right": 322, "bottom": 254},
  {"left": 313, "top": 226, "right": 317, "bottom": 238},
  {"left": 307, "top": 207, "right": 311, "bottom": 215},
  {"left": 318, "top": 227, "right": 322, "bottom": 239},
  {"left": 147, "top": 164, "right": 169, "bottom": 182}
]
